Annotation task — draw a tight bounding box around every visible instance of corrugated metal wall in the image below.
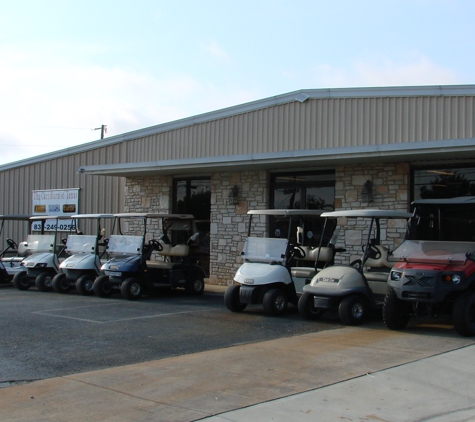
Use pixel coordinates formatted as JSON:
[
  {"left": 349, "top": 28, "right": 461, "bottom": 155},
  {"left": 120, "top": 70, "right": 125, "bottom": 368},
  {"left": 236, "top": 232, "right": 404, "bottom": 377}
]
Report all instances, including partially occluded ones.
[{"left": 120, "top": 95, "right": 475, "bottom": 162}]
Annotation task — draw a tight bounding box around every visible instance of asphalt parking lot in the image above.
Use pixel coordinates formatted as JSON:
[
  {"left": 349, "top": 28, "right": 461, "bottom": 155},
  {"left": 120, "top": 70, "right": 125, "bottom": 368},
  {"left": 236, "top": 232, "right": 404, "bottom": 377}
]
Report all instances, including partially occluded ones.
[{"left": 0, "top": 284, "right": 346, "bottom": 385}]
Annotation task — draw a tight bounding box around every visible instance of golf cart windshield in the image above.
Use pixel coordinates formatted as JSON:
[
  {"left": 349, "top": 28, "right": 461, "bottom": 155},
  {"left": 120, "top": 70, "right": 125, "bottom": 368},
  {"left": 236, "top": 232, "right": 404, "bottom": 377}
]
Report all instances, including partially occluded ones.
[
  {"left": 66, "top": 235, "right": 98, "bottom": 254},
  {"left": 391, "top": 240, "right": 475, "bottom": 265},
  {"left": 107, "top": 235, "right": 143, "bottom": 256},
  {"left": 242, "top": 237, "right": 288, "bottom": 264},
  {"left": 26, "top": 234, "right": 55, "bottom": 253}
]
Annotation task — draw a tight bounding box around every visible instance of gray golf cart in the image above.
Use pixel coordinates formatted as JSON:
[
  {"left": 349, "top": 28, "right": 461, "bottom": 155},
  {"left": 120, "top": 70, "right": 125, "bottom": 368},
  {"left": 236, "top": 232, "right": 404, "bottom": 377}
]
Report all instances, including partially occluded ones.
[
  {"left": 298, "top": 209, "right": 411, "bottom": 325},
  {"left": 224, "top": 209, "right": 340, "bottom": 316},
  {"left": 12, "top": 215, "right": 73, "bottom": 291}
]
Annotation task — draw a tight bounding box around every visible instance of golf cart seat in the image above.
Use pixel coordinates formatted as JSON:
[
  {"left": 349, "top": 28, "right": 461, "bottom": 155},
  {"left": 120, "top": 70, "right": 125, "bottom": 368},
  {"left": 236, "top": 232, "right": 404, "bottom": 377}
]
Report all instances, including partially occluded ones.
[
  {"left": 364, "top": 245, "right": 392, "bottom": 282},
  {"left": 291, "top": 246, "right": 334, "bottom": 279},
  {"left": 1, "top": 241, "right": 28, "bottom": 264},
  {"left": 158, "top": 244, "right": 189, "bottom": 257}
]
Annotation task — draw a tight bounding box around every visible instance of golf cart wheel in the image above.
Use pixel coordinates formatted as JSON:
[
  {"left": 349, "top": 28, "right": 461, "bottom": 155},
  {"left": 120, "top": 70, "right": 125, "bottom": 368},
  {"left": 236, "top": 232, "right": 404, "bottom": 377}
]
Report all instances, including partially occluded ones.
[
  {"left": 52, "top": 273, "right": 71, "bottom": 294},
  {"left": 76, "top": 274, "right": 95, "bottom": 296},
  {"left": 453, "top": 291, "right": 475, "bottom": 337},
  {"left": 13, "top": 271, "right": 30, "bottom": 290},
  {"left": 382, "top": 289, "right": 410, "bottom": 330},
  {"left": 263, "top": 288, "right": 288, "bottom": 316},
  {"left": 121, "top": 277, "right": 143, "bottom": 300},
  {"left": 185, "top": 274, "right": 204, "bottom": 296},
  {"left": 36, "top": 272, "right": 54, "bottom": 292},
  {"left": 339, "top": 295, "right": 367, "bottom": 325},
  {"left": 224, "top": 284, "right": 247, "bottom": 312},
  {"left": 298, "top": 292, "right": 325, "bottom": 320},
  {"left": 93, "top": 275, "right": 113, "bottom": 298}
]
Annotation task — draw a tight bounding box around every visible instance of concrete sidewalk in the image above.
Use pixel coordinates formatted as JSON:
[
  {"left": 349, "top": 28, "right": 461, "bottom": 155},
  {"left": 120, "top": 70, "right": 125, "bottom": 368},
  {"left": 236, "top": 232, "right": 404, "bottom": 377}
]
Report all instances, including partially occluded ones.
[{"left": 1, "top": 320, "right": 474, "bottom": 422}]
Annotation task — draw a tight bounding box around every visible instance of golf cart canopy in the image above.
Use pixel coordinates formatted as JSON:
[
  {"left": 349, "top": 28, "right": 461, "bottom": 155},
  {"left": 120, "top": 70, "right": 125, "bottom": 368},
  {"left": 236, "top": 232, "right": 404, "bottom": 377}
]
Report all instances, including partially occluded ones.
[
  {"left": 113, "top": 213, "right": 195, "bottom": 219},
  {"left": 412, "top": 196, "right": 475, "bottom": 206},
  {"left": 29, "top": 215, "right": 76, "bottom": 221},
  {"left": 321, "top": 210, "right": 412, "bottom": 219},
  {"left": 0, "top": 215, "right": 32, "bottom": 221},
  {"left": 248, "top": 209, "right": 326, "bottom": 217},
  {"left": 71, "top": 214, "right": 115, "bottom": 219}
]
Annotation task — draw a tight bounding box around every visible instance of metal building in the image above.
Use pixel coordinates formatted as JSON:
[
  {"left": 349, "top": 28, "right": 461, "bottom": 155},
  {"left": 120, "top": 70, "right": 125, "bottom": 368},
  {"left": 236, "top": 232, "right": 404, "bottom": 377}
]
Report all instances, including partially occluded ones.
[{"left": 1, "top": 85, "right": 475, "bottom": 284}]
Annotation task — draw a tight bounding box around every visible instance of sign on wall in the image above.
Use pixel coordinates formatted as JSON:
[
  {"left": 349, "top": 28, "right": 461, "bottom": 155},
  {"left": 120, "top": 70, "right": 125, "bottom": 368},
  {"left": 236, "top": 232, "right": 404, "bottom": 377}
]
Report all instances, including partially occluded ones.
[{"left": 31, "top": 188, "right": 80, "bottom": 231}]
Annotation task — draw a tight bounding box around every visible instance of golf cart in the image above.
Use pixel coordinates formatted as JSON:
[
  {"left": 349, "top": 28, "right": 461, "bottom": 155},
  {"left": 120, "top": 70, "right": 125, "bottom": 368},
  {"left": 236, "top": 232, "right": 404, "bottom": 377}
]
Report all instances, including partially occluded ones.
[
  {"left": 52, "top": 214, "right": 114, "bottom": 295},
  {"left": 383, "top": 197, "right": 475, "bottom": 337},
  {"left": 93, "top": 213, "right": 206, "bottom": 300},
  {"left": 0, "top": 215, "right": 31, "bottom": 284},
  {"left": 298, "top": 209, "right": 411, "bottom": 325},
  {"left": 224, "top": 209, "right": 340, "bottom": 316},
  {"left": 12, "top": 215, "right": 73, "bottom": 291}
]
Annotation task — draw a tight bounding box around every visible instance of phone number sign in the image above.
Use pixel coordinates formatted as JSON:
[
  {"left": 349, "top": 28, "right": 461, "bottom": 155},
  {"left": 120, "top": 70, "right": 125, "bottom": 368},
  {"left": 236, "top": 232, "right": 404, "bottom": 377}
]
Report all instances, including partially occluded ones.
[{"left": 32, "top": 188, "right": 80, "bottom": 231}]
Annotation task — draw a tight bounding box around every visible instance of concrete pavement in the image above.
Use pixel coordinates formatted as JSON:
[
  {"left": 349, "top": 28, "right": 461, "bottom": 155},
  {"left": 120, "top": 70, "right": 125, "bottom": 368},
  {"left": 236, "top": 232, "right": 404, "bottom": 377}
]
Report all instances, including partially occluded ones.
[{"left": 1, "top": 285, "right": 475, "bottom": 421}]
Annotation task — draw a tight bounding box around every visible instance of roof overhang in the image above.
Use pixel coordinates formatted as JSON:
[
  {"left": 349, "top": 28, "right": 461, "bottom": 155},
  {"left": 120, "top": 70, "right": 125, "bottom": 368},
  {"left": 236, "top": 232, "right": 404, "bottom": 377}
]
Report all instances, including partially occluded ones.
[{"left": 78, "top": 138, "right": 475, "bottom": 177}]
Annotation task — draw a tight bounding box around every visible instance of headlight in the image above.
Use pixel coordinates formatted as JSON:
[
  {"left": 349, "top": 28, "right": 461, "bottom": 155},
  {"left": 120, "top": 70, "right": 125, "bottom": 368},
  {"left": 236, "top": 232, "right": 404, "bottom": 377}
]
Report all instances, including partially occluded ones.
[
  {"left": 391, "top": 271, "right": 403, "bottom": 281},
  {"left": 443, "top": 274, "right": 462, "bottom": 284}
]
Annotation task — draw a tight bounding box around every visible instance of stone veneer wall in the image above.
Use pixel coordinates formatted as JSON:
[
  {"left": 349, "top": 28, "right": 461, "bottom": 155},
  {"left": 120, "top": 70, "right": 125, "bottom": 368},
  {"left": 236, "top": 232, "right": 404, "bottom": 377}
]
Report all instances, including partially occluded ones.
[
  {"left": 333, "top": 162, "right": 410, "bottom": 264},
  {"left": 208, "top": 170, "right": 268, "bottom": 285}
]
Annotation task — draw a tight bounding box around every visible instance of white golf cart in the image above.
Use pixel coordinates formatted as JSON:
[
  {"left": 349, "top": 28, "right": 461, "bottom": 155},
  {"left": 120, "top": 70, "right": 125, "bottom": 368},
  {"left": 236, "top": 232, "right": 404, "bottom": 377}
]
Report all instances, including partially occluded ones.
[
  {"left": 224, "top": 209, "right": 341, "bottom": 316},
  {"left": 52, "top": 214, "right": 114, "bottom": 295},
  {"left": 298, "top": 209, "right": 411, "bottom": 325},
  {"left": 12, "top": 215, "right": 73, "bottom": 291},
  {"left": 0, "top": 215, "right": 31, "bottom": 283}
]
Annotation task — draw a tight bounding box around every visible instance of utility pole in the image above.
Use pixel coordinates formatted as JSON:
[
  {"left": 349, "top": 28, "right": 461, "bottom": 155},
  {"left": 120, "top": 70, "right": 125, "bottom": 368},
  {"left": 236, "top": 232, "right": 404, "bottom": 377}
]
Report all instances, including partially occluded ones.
[{"left": 94, "top": 125, "right": 107, "bottom": 139}]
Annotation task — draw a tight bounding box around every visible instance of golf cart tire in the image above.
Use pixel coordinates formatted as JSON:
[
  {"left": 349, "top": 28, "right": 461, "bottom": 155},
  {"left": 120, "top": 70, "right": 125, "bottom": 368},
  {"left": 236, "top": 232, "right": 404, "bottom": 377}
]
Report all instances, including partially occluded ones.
[
  {"left": 263, "top": 288, "right": 288, "bottom": 316},
  {"left": 76, "top": 274, "right": 95, "bottom": 296},
  {"left": 121, "top": 277, "right": 143, "bottom": 300},
  {"left": 185, "top": 274, "right": 205, "bottom": 296},
  {"left": 52, "top": 273, "right": 71, "bottom": 294},
  {"left": 36, "top": 272, "right": 54, "bottom": 292},
  {"left": 453, "top": 290, "right": 475, "bottom": 337},
  {"left": 13, "top": 271, "right": 30, "bottom": 290},
  {"left": 93, "top": 275, "right": 113, "bottom": 298},
  {"left": 224, "top": 284, "right": 247, "bottom": 312},
  {"left": 382, "top": 288, "right": 410, "bottom": 330},
  {"left": 298, "top": 292, "right": 325, "bottom": 320},
  {"left": 339, "top": 294, "right": 367, "bottom": 325}
]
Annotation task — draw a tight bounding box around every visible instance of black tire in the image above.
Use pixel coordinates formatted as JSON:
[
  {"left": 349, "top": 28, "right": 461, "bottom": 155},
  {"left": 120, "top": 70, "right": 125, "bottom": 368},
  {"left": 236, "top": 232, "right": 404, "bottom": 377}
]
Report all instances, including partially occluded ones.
[
  {"left": 298, "top": 292, "right": 325, "bottom": 320},
  {"left": 121, "top": 277, "right": 143, "bottom": 300},
  {"left": 453, "top": 291, "right": 475, "bottom": 337},
  {"left": 263, "top": 288, "right": 288, "bottom": 316},
  {"left": 93, "top": 275, "right": 113, "bottom": 298},
  {"left": 224, "top": 284, "right": 247, "bottom": 312},
  {"left": 185, "top": 274, "right": 204, "bottom": 296},
  {"left": 35, "top": 271, "right": 54, "bottom": 292},
  {"left": 13, "top": 271, "right": 30, "bottom": 290},
  {"left": 382, "top": 288, "right": 410, "bottom": 330},
  {"left": 76, "top": 274, "right": 95, "bottom": 296},
  {"left": 52, "top": 273, "right": 71, "bottom": 293},
  {"left": 339, "top": 295, "right": 367, "bottom": 325}
]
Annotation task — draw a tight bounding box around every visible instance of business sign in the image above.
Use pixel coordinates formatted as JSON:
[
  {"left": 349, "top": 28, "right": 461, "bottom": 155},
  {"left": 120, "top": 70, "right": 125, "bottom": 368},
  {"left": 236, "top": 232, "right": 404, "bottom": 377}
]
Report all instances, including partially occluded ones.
[{"left": 32, "top": 188, "right": 80, "bottom": 231}]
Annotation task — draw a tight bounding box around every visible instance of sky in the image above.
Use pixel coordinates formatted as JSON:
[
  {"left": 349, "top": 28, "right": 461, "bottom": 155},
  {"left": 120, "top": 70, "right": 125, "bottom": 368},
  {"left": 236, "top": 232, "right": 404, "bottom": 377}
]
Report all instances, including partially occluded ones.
[{"left": 0, "top": 0, "right": 474, "bottom": 166}]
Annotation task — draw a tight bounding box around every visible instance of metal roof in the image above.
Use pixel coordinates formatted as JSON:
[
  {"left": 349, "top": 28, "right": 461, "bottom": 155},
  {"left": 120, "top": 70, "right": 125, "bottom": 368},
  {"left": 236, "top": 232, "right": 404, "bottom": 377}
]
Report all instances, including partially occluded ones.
[
  {"left": 247, "top": 209, "right": 326, "bottom": 216},
  {"left": 412, "top": 196, "right": 475, "bottom": 205}
]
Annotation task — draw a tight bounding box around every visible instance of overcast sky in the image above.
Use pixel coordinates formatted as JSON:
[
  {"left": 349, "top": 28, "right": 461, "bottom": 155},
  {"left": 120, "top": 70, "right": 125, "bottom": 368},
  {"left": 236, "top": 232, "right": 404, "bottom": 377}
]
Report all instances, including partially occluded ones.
[{"left": 0, "top": 0, "right": 473, "bottom": 166}]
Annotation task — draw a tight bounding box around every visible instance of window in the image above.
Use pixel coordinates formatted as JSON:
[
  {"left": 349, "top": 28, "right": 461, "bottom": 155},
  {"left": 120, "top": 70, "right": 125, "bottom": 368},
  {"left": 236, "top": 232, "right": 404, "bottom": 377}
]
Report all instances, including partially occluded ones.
[
  {"left": 269, "top": 170, "right": 335, "bottom": 246},
  {"left": 412, "top": 166, "right": 475, "bottom": 201}
]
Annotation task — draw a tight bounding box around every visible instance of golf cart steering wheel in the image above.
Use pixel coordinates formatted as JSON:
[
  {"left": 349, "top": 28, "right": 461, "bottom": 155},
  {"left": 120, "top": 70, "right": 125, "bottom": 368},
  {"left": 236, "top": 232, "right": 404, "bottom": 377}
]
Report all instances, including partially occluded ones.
[
  {"left": 292, "top": 245, "right": 306, "bottom": 259},
  {"left": 149, "top": 239, "right": 163, "bottom": 251},
  {"left": 362, "top": 244, "right": 382, "bottom": 260},
  {"left": 6, "top": 238, "right": 17, "bottom": 250}
]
